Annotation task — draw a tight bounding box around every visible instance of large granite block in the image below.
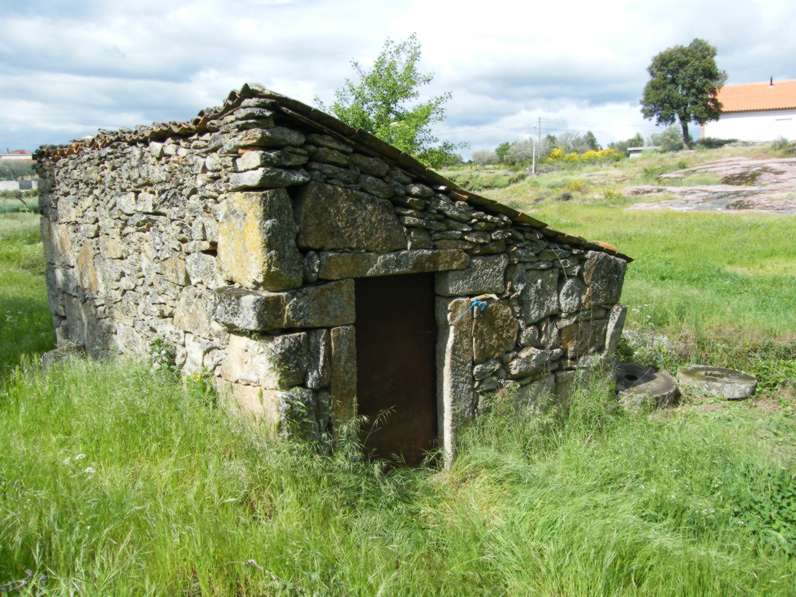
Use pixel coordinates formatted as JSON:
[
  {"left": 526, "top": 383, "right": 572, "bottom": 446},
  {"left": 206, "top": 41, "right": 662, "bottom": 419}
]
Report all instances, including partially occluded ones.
[
  {"left": 214, "top": 280, "right": 355, "bottom": 332},
  {"left": 294, "top": 182, "right": 406, "bottom": 251},
  {"left": 218, "top": 190, "right": 303, "bottom": 290}
]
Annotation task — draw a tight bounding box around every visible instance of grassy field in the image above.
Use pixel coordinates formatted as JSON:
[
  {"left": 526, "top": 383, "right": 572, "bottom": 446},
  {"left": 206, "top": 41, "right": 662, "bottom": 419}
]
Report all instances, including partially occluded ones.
[
  {"left": 0, "top": 192, "right": 39, "bottom": 215},
  {"left": 0, "top": 211, "right": 53, "bottom": 378},
  {"left": 533, "top": 206, "right": 796, "bottom": 337},
  {"left": 442, "top": 143, "right": 784, "bottom": 204},
  {"left": 0, "top": 156, "right": 795, "bottom": 594},
  {"left": 1, "top": 361, "right": 794, "bottom": 594},
  {"left": 476, "top": 146, "right": 796, "bottom": 390}
]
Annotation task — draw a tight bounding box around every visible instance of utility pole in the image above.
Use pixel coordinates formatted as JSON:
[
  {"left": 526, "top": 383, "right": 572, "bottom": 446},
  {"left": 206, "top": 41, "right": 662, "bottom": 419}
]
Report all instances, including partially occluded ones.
[
  {"left": 531, "top": 116, "right": 542, "bottom": 176},
  {"left": 537, "top": 115, "right": 542, "bottom": 163}
]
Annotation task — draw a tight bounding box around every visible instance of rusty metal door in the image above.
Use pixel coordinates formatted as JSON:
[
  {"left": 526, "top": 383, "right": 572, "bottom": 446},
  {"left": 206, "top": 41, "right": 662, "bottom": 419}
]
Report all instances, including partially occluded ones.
[{"left": 355, "top": 273, "right": 437, "bottom": 465}]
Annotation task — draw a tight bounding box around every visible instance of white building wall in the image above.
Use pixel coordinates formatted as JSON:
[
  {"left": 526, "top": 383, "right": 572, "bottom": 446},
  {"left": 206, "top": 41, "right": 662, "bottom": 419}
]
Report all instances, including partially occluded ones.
[
  {"left": 703, "top": 109, "right": 796, "bottom": 141},
  {"left": 0, "top": 179, "right": 38, "bottom": 192}
]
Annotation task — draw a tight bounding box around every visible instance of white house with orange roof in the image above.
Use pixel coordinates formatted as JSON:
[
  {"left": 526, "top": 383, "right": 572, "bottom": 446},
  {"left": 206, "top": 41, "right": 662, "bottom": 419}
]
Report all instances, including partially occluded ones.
[
  {"left": 702, "top": 79, "right": 796, "bottom": 141},
  {"left": 0, "top": 149, "right": 33, "bottom": 161}
]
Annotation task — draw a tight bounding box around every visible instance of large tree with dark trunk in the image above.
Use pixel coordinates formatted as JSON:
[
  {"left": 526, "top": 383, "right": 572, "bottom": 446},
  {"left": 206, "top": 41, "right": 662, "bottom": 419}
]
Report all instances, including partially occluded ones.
[{"left": 641, "top": 38, "right": 726, "bottom": 148}]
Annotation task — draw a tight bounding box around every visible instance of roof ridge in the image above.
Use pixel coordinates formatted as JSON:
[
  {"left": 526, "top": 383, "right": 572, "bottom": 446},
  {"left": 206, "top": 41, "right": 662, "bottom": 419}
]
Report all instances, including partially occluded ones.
[
  {"left": 722, "top": 79, "right": 796, "bottom": 86},
  {"left": 34, "top": 83, "right": 630, "bottom": 261}
]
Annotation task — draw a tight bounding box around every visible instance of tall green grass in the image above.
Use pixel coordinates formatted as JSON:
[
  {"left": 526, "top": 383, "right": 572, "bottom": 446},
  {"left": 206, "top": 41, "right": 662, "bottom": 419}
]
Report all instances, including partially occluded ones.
[
  {"left": 532, "top": 205, "right": 796, "bottom": 340},
  {"left": 0, "top": 161, "right": 794, "bottom": 594},
  {"left": 0, "top": 362, "right": 793, "bottom": 594},
  {"left": 0, "top": 194, "right": 40, "bottom": 215},
  {"left": 0, "top": 213, "right": 54, "bottom": 378}
]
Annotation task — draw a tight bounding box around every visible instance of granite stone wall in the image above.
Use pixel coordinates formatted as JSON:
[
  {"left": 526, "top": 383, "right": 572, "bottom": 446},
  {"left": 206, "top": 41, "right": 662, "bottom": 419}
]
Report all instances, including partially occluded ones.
[{"left": 35, "top": 85, "right": 628, "bottom": 459}]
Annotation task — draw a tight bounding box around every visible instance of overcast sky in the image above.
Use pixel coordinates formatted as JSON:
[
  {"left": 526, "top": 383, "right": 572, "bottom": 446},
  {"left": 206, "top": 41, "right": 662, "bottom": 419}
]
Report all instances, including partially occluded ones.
[{"left": 1, "top": 0, "right": 794, "bottom": 155}]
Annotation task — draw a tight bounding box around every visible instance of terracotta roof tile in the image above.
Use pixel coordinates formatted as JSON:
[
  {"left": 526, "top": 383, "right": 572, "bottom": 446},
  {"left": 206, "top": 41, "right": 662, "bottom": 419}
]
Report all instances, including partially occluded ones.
[{"left": 718, "top": 80, "right": 796, "bottom": 113}]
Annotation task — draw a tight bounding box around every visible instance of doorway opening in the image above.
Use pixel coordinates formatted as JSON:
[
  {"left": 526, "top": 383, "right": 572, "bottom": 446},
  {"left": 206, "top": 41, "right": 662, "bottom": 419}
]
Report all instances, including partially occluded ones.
[{"left": 355, "top": 273, "right": 438, "bottom": 465}]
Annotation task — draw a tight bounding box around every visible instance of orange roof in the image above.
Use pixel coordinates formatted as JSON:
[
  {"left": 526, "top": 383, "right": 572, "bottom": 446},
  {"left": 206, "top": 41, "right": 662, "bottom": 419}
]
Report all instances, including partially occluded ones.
[{"left": 717, "top": 80, "right": 796, "bottom": 113}]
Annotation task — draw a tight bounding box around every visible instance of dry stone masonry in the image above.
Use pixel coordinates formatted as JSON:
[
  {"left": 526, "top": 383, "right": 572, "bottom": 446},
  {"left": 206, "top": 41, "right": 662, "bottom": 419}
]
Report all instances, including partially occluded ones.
[{"left": 35, "top": 84, "right": 630, "bottom": 462}]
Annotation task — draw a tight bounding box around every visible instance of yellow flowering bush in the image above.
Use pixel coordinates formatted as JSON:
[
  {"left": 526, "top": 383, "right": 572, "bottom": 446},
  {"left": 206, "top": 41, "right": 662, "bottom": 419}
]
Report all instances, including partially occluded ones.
[
  {"left": 596, "top": 148, "right": 624, "bottom": 161},
  {"left": 545, "top": 147, "right": 623, "bottom": 164}
]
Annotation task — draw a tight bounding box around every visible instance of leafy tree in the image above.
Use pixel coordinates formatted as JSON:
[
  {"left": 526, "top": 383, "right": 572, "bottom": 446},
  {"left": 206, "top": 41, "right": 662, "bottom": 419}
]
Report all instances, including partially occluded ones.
[
  {"left": 505, "top": 139, "right": 535, "bottom": 165},
  {"left": 433, "top": 151, "right": 464, "bottom": 167},
  {"left": 321, "top": 34, "right": 458, "bottom": 168},
  {"left": 471, "top": 149, "right": 498, "bottom": 165},
  {"left": 651, "top": 125, "right": 684, "bottom": 152},
  {"left": 555, "top": 132, "right": 595, "bottom": 154},
  {"left": 0, "top": 160, "right": 34, "bottom": 181},
  {"left": 495, "top": 141, "right": 511, "bottom": 163},
  {"left": 584, "top": 131, "right": 600, "bottom": 151},
  {"left": 641, "top": 38, "right": 726, "bottom": 148},
  {"left": 609, "top": 133, "right": 644, "bottom": 155}
]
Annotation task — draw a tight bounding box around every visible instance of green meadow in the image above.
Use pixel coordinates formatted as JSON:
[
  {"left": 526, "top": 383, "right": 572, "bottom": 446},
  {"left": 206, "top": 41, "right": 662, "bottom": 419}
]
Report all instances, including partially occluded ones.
[{"left": 1, "top": 148, "right": 794, "bottom": 594}]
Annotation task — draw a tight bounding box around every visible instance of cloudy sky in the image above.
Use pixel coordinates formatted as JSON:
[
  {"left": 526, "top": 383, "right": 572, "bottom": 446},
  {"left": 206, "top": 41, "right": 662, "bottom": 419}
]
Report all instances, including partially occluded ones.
[{"left": 1, "top": 0, "right": 794, "bottom": 155}]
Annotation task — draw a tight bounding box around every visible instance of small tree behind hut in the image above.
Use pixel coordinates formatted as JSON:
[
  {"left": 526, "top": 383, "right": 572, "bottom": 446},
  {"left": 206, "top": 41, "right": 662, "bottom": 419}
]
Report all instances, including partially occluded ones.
[
  {"left": 322, "top": 34, "right": 459, "bottom": 168},
  {"left": 641, "top": 38, "right": 726, "bottom": 148}
]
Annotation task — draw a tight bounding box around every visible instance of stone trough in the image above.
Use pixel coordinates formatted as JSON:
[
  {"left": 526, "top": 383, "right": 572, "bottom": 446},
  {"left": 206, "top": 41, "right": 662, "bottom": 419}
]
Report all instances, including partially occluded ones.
[
  {"left": 615, "top": 362, "right": 680, "bottom": 412},
  {"left": 677, "top": 365, "right": 757, "bottom": 400}
]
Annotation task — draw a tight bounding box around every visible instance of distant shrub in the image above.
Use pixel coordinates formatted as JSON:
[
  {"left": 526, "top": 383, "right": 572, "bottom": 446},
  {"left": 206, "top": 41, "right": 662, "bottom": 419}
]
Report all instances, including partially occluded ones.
[
  {"left": 495, "top": 132, "right": 607, "bottom": 166},
  {"left": 554, "top": 131, "right": 600, "bottom": 153},
  {"left": 495, "top": 141, "right": 511, "bottom": 163},
  {"left": 609, "top": 133, "right": 645, "bottom": 155},
  {"left": 697, "top": 137, "right": 736, "bottom": 149},
  {"left": 602, "top": 189, "right": 624, "bottom": 203},
  {"left": 471, "top": 149, "right": 499, "bottom": 165},
  {"left": 426, "top": 150, "right": 464, "bottom": 167},
  {"left": 0, "top": 191, "right": 39, "bottom": 214},
  {"left": 641, "top": 164, "right": 668, "bottom": 181},
  {"left": 505, "top": 139, "right": 538, "bottom": 165},
  {"left": 0, "top": 160, "right": 34, "bottom": 181},
  {"left": 564, "top": 179, "right": 588, "bottom": 193},
  {"left": 651, "top": 125, "right": 684, "bottom": 152},
  {"left": 508, "top": 172, "right": 527, "bottom": 185},
  {"left": 443, "top": 168, "right": 526, "bottom": 191},
  {"left": 0, "top": 189, "right": 37, "bottom": 200},
  {"left": 771, "top": 137, "right": 796, "bottom": 155}
]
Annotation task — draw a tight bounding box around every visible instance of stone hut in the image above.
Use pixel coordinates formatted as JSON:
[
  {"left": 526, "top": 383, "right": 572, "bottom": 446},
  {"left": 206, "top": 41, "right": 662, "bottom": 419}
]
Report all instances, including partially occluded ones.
[{"left": 35, "top": 84, "right": 630, "bottom": 465}]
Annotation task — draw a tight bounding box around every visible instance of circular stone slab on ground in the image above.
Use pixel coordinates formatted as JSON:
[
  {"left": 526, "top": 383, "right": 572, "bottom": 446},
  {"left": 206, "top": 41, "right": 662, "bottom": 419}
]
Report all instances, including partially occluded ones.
[
  {"left": 676, "top": 365, "right": 757, "bottom": 400},
  {"left": 615, "top": 362, "right": 680, "bottom": 412}
]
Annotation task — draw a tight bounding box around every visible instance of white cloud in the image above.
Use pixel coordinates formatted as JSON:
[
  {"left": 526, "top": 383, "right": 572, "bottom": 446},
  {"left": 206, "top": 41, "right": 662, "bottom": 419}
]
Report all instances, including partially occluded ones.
[{"left": 1, "top": 0, "right": 794, "bottom": 153}]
